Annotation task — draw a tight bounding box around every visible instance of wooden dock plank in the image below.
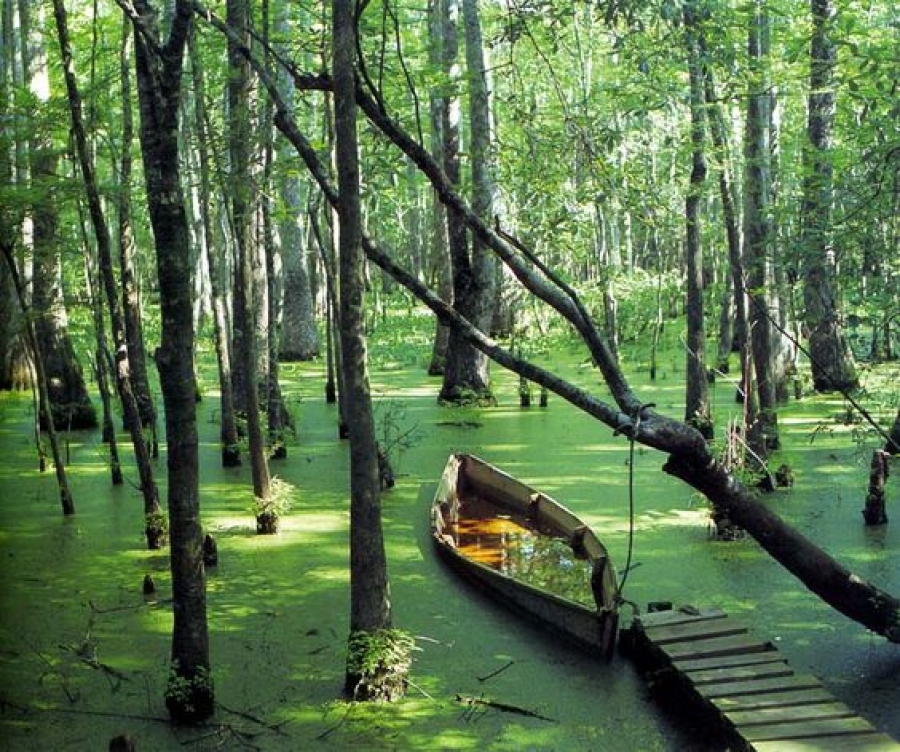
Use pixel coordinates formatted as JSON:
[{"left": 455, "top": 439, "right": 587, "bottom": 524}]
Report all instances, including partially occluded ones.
[
  {"left": 741, "top": 716, "right": 877, "bottom": 742},
  {"left": 751, "top": 733, "right": 900, "bottom": 751},
  {"left": 686, "top": 662, "right": 794, "bottom": 686},
  {"left": 664, "top": 633, "right": 774, "bottom": 661},
  {"left": 637, "top": 608, "right": 725, "bottom": 629},
  {"left": 642, "top": 616, "right": 748, "bottom": 645},
  {"left": 674, "top": 650, "right": 786, "bottom": 673},
  {"left": 703, "top": 673, "right": 823, "bottom": 699},
  {"left": 625, "top": 609, "right": 898, "bottom": 751},
  {"left": 726, "top": 700, "right": 856, "bottom": 726},
  {"left": 712, "top": 687, "right": 837, "bottom": 712}
]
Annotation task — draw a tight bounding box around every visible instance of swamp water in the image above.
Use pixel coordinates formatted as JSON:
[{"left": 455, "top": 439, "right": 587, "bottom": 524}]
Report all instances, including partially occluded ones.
[
  {"left": 451, "top": 494, "right": 595, "bottom": 607},
  {"left": 1, "top": 343, "right": 898, "bottom": 751}
]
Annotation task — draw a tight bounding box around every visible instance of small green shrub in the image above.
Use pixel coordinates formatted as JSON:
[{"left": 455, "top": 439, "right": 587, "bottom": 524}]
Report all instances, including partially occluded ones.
[{"left": 345, "top": 628, "right": 415, "bottom": 702}]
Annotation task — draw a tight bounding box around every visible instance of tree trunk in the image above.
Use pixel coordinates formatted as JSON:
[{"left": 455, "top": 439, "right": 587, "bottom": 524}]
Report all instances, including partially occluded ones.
[
  {"left": 702, "top": 60, "right": 748, "bottom": 396},
  {"left": 1, "top": 241, "right": 74, "bottom": 515},
  {"left": 118, "top": 19, "right": 158, "bottom": 453},
  {"left": 683, "top": 3, "right": 712, "bottom": 439},
  {"left": 131, "top": 0, "right": 212, "bottom": 722},
  {"left": 742, "top": 0, "right": 779, "bottom": 455},
  {"left": 426, "top": 0, "right": 451, "bottom": 377},
  {"left": 276, "top": 2, "right": 319, "bottom": 363},
  {"left": 438, "top": 0, "right": 495, "bottom": 405},
  {"left": 862, "top": 450, "right": 889, "bottom": 526},
  {"left": 0, "top": 5, "right": 28, "bottom": 392},
  {"left": 53, "top": 0, "right": 164, "bottom": 546},
  {"left": 189, "top": 34, "right": 241, "bottom": 468},
  {"left": 333, "top": 0, "right": 397, "bottom": 699},
  {"left": 26, "top": 0, "right": 95, "bottom": 432},
  {"left": 800, "top": 0, "right": 858, "bottom": 393},
  {"left": 886, "top": 410, "right": 900, "bottom": 456},
  {"left": 228, "top": 0, "right": 270, "bottom": 501},
  {"left": 79, "top": 203, "right": 123, "bottom": 486}
]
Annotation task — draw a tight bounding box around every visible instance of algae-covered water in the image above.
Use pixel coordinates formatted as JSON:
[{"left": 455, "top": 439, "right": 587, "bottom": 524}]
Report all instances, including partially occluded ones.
[{"left": 1, "top": 332, "right": 898, "bottom": 751}]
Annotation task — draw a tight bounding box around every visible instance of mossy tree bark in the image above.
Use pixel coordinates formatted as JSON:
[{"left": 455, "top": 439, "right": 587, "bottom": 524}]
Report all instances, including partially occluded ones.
[{"left": 131, "top": 0, "right": 212, "bottom": 722}]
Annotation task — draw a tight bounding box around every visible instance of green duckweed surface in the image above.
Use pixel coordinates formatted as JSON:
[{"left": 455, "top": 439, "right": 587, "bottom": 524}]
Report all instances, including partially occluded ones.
[{"left": 1, "top": 336, "right": 898, "bottom": 751}]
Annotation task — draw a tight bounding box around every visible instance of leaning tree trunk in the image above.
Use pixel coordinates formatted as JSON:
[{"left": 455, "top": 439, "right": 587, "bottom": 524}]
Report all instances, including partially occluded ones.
[
  {"left": 333, "top": 0, "right": 398, "bottom": 701},
  {"left": 131, "top": 0, "right": 212, "bottom": 722},
  {"left": 800, "top": 0, "right": 858, "bottom": 393},
  {"left": 53, "top": 0, "right": 164, "bottom": 547},
  {"left": 1, "top": 241, "right": 74, "bottom": 515},
  {"left": 118, "top": 19, "right": 159, "bottom": 451}
]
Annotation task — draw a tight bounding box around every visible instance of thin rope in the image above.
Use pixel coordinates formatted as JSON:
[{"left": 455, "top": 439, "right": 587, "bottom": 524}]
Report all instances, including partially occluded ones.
[{"left": 616, "top": 411, "right": 639, "bottom": 602}]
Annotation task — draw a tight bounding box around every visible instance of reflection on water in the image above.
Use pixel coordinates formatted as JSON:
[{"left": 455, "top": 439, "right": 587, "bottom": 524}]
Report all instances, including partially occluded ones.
[{"left": 452, "top": 493, "right": 594, "bottom": 606}]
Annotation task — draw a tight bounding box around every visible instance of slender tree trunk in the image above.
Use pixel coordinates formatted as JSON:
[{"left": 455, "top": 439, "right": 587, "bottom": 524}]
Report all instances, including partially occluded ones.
[
  {"left": 743, "top": 0, "right": 779, "bottom": 455},
  {"left": 118, "top": 19, "right": 159, "bottom": 454},
  {"left": 800, "top": 0, "right": 858, "bottom": 392},
  {"left": 189, "top": 33, "right": 241, "bottom": 467},
  {"left": 886, "top": 410, "right": 900, "bottom": 455},
  {"left": 228, "top": 0, "right": 270, "bottom": 501},
  {"left": 131, "top": 0, "right": 212, "bottom": 721},
  {"left": 426, "top": 0, "right": 451, "bottom": 376},
  {"left": 78, "top": 200, "right": 123, "bottom": 485},
  {"left": 333, "top": 0, "right": 397, "bottom": 699},
  {"left": 1, "top": 241, "right": 74, "bottom": 514},
  {"left": 683, "top": 3, "right": 712, "bottom": 439},
  {"left": 53, "top": 0, "right": 165, "bottom": 546}
]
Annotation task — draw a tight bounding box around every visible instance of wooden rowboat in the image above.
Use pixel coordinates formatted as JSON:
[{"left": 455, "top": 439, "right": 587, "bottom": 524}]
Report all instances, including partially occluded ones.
[{"left": 430, "top": 453, "right": 619, "bottom": 657}]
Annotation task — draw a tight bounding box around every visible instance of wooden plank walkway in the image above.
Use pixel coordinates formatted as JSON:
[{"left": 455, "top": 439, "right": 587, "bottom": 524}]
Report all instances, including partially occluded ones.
[{"left": 623, "top": 607, "right": 897, "bottom": 751}]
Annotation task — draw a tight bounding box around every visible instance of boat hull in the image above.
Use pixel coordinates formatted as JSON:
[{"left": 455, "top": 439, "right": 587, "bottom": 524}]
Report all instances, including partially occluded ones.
[{"left": 430, "top": 453, "right": 619, "bottom": 657}]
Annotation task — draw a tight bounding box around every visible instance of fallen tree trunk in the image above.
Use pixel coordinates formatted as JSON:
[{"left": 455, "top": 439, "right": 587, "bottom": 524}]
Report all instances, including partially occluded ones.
[{"left": 198, "top": 7, "right": 900, "bottom": 643}]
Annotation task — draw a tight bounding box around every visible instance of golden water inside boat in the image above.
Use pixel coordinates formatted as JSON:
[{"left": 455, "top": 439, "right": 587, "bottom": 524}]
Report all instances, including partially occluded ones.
[{"left": 451, "top": 494, "right": 595, "bottom": 606}]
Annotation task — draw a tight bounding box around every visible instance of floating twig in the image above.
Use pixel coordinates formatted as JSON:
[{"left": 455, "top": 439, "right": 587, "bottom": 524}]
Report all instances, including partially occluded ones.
[
  {"left": 477, "top": 660, "right": 514, "bottom": 683},
  {"left": 455, "top": 694, "right": 556, "bottom": 722}
]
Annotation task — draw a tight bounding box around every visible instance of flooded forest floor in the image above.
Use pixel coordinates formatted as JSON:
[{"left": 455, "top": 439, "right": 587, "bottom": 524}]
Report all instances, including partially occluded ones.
[{"left": 1, "top": 314, "right": 898, "bottom": 751}]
